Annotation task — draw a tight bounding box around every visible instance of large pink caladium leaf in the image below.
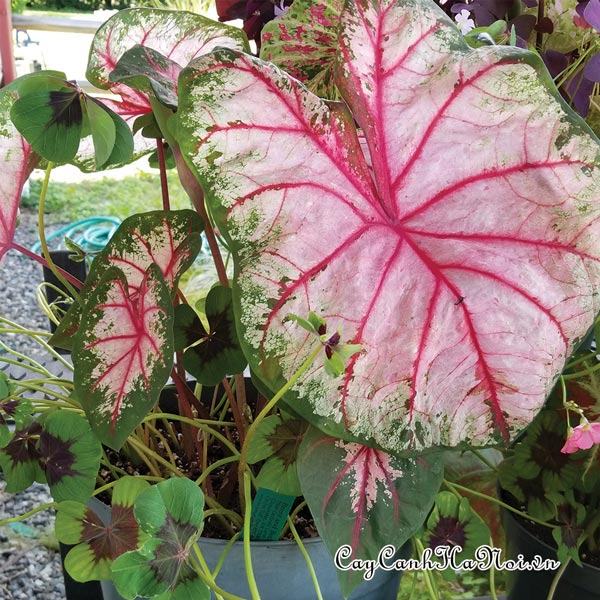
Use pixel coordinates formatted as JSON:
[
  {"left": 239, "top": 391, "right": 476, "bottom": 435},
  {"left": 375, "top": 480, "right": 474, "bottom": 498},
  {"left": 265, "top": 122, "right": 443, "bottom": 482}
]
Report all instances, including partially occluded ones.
[
  {"left": 297, "top": 426, "right": 442, "bottom": 595},
  {"left": 51, "top": 209, "right": 203, "bottom": 351},
  {"left": 0, "top": 87, "right": 35, "bottom": 264},
  {"left": 73, "top": 265, "right": 174, "bottom": 449},
  {"left": 87, "top": 8, "right": 249, "bottom": 117},
  {"left": 176, "top": 0, "right": 600, "bottom": 454}
]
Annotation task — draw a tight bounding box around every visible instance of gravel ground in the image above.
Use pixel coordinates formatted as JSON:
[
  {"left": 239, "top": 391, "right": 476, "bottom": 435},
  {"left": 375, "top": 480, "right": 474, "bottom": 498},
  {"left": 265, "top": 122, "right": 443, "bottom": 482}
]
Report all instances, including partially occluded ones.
[{"left": 1, "top": 209, "right": 66, "bottom": 600}]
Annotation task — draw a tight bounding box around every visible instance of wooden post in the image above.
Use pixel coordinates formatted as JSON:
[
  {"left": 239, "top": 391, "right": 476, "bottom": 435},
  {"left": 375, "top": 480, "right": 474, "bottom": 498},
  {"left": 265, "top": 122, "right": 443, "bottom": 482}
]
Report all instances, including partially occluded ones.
[{"left": 0, "top": 0, "right": 16, "bottom": 85}]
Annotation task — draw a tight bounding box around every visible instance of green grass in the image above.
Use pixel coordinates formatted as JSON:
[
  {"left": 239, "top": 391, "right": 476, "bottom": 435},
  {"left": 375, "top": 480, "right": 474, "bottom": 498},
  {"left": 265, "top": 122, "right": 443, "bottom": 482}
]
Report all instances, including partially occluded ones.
[{"left": 24, "top": 170, "right": 192, "bottom": 222}]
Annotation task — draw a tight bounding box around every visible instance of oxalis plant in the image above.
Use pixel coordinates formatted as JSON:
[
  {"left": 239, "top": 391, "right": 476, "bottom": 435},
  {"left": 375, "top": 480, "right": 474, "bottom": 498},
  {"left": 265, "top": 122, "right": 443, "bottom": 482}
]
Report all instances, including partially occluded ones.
[{"left": 0, "top": 0, "right": 600, "bottom": 598}]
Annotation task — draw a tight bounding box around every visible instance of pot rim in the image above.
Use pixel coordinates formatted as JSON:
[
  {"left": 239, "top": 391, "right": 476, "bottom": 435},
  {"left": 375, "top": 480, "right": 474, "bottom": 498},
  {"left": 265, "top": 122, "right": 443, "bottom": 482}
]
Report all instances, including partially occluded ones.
[{"left": 499, "top": 485, "right": 600, "bottom": 573}]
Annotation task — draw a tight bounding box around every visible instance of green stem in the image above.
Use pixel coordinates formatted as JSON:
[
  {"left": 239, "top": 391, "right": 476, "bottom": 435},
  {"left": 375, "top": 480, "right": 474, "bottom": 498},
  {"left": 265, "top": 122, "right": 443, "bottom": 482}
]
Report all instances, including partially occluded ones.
[
  {"left": 413, "top": 537, "right": 439, "bottom": 600},
  {"left": 444, "top": 480, "right": 556, "bottom": 529},
  {"left": 288, "top": 517, "right": 324, "bottom": 600},
  {"left": 546, "top": 557, "right": 570, "bottom": 600},
  {"left": 0, "top": 502, "right": 56, "bottom": 527},
  {"left": 211, "top": 532, "right": 242, "bottom": 578},
  {"left": 489, "top": 537, "right": 498, "bottom": 600},
  {"left": 37, "top": 162, "right": 78, "bottom": 299},
  {"left": 196, "top": 455, "right": 239, "bottom": 485},
  {"left": 192, "top": 544, "right": 245, "bottom": 600},
  {"left": 243, "top": 471, "right": 261, "bottom": 600},
  {"left": 238, "top": 344, "right": 322, "bottom": 506}
]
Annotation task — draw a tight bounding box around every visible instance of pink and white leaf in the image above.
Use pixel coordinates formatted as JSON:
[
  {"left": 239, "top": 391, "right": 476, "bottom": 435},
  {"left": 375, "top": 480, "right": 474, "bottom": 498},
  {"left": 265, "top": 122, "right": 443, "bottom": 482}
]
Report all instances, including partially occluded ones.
[
  {"left": 176, "top": 0, "right": 600, "bottom": 453},
  {"left": 73, "top": 265, "right": 174, "bottom": 449},
  {"left": 87, "top": 7, "right": 249, "bottom": 117},
  {"left": 51, "top": 209, "right": 202, "bottom": 351},
  {"left": 0, "top": 88, "right": 35, "bottom": 263},
  {"left": 297, "top": 426, "right": 442, "bottom": 596}
]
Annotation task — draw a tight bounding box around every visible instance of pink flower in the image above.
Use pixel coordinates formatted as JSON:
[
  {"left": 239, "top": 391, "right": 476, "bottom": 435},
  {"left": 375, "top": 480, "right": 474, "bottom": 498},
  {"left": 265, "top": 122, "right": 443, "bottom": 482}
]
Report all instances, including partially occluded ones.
[{"left": 561, "top": 421, "right": 600, "bottom": 453}]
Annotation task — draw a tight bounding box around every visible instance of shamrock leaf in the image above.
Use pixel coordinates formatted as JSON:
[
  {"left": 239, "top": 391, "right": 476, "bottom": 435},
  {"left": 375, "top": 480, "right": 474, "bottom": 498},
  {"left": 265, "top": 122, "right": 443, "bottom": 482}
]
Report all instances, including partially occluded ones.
[
  {"left": 56, "top": 476, "right": 150, "bottom": 581},
  {"left": 174, "top": 285, "right": 247, "bottom": 385},
  {"left": 111, "top": 478, "right": 209, "bottom": 600}
]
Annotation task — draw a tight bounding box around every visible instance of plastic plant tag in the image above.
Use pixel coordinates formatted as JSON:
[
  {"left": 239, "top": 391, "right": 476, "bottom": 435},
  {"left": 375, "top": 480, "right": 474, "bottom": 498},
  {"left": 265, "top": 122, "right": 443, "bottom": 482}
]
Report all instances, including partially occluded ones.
[{"left": 249, "top": 488, "right": 295, "bottom": 541}]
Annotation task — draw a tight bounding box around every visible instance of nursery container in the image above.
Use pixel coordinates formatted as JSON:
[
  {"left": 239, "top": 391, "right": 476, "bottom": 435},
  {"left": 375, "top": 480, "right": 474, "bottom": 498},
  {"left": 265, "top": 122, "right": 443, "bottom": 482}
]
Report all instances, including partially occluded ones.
[
  {"left": 59, "top": 497, "right": 409, "bottom": 600},
  {"left": 501, "top": 499, "right": 600, "bottom": 599},
  {"left": 42, "top": 250, "right": 87, "bottom": 352}
]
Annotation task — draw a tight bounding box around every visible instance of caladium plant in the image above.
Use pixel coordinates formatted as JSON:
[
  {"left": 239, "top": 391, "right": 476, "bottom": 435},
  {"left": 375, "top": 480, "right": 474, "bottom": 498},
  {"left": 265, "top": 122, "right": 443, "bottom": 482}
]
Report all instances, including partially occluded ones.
[
  {"left": 176, "top": 0, "right": 600, "bottom": 456},
  {"left": 1, "top": 0, "right": 600, "bottom": 597}
]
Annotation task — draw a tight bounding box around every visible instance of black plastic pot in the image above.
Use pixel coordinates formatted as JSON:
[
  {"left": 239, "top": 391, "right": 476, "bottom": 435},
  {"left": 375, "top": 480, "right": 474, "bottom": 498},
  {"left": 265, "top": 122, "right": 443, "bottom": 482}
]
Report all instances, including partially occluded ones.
[
  {"left": 501, "top": 500, "right": 600, "bottom": 599},
  {"left": 42, "top": 250, "right": 87, "bottom": 353}
]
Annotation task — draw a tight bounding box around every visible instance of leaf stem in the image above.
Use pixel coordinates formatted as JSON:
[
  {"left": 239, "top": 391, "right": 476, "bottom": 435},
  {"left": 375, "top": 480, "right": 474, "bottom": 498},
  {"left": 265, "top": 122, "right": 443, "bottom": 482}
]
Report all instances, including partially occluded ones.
[
  {"left": 0, "top": 502, "right": 56, "bottom": 527},
  {"left": 238, "top": 344, "right": 323, "bottom": 508},
  {"left": 288, "top": 516, "right": 324, "bottom": 600},
  {"left": 37, "top": 162, "right": 79, "bottom": 298},
  {"left": 443, "top": 479, "right": 556, "bottom": 529},
  {"left": 243, "top": 471, "right": 261, "bottom": 600},
  {"left": 192, "top": 544, "right": 245, "bottom": 600},
  {"left": 413, "top": 537, "right": 439, "bottom": 600},
  {"left": 156, "top": 138, "right": 171, "bottom": 211},
  {"left": 546, "top": 557, "right": 570, "bottom": 600}
]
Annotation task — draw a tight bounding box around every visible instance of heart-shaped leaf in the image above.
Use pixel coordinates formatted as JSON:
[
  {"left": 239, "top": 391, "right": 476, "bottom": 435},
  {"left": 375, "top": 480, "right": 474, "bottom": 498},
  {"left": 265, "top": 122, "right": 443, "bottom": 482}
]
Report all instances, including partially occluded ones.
[
  {"left": 260, "top": 0, "right": 343, "bottom": 99},
  {"left": 176, "top": 0, "right": 600, "bottom": 454},
  {"left": 297, "top": 426, "right": 443, "bottom": 596},
  {"left": 10, "top": 83, "right": 83, "bottom": 163},
  {"left": 51, "top": 209, "right": 203, "bottom": 351},
  {"left": 87, "top": 7, "right": 250, "bottom": 118},
  {"left": 0, "top": 421, "right": 44, "bottom": 492},
  {"left": 0, "top": 375, "right": 31, "bottom": 448},
  {"left": 111, "top": 478, "right": 209, "bottom": 600},
  {"left": 73, "top": 265, "right": 174, "bottom": 449},
  {"left": 247, "top": 414, "right": 308, "bottom": 496},
  {"left": 0, "top": 411, "right": 101, "bottom": 502},
  {"left": 0, "top": 86, "right": 36, "bottom": 264},
  {"left": 110, "top": 45, "right": 181, "bottom": 110},
  {"left": 174, "top": 285, "right": 247, "bottom": 385},
  {"left": 38, "top": 411, "right": 103, "bottom": 503},
  {"left": 56, "top": 476, "right": 150, "bottom": 581}
]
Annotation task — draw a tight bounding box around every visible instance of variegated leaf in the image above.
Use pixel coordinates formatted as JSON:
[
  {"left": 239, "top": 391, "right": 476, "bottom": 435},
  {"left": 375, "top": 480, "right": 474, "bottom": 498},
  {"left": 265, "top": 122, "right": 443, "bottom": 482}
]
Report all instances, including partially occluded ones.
[
  {"left": 260, "top": 0, "right": 343, "bottom": 99},
  {"left": 297, "top": 426, "right": 442, "bottom": 596},
  {"left": 87, "top": 8, "right": 250, "bottom": 118},
  {"left": 111, "top": 478, "right": 209, "bottom": 600},
  {"left": 56, "top": 477, "right": 150, "bottom": 582},
  {"left": 0, "top": 87, "right": 36, "bottom": 264},
  {"left": 73, "top": 265, "right": 174, "bottom": 449},
  {"left": 176, "top": 0, "right": 600, "bottom": 454},
  {"left": 51, "top": 209, "right": 202, "bottom": 351}
]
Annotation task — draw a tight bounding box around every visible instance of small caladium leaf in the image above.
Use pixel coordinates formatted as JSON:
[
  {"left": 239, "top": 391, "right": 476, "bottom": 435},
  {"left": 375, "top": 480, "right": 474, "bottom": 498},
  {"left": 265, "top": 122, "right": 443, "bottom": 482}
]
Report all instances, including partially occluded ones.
[
  {"left": 297, "top": 426, "right": 443, "bottom": 596},
  {"left": 111, "top": 478, "right": 209, "bottom": 600},
  {"left": 110, "top": 45, "right": 181, "bottom": 110},
  {"left": 176, "top": 0, "right": 600, "bottom": 454},
  {"left": 56, "top": 476, "right": 150, "bottom": 582},
  {"left": 86, "top": 8, "right": 250, "bottom": 119},
  {"left": 0, "top": 421, "right": 44, "bottom": 492},
  {"left": 38, "top": 411, "right": 103, "bottom": 503},
  {"left": 0, "top": 86, "right": 37, "bottom": 264},
  {"left": 73, "top": 265, "right": 174, "bottom": 449},
  {"left": 248, "top": 414, "right": 308, "bottom": 496},
  {"left": 51, "top": 209, "right": 203, "bottom": 351},
  {"left": 423, "top": 491, "right": 491, "bottom": 574},
  {"left": 260, "top": 0, "right": 343, "bottom": 99},
  {"left": 174, "top": 285, "right": 247, "bottom": 385}
]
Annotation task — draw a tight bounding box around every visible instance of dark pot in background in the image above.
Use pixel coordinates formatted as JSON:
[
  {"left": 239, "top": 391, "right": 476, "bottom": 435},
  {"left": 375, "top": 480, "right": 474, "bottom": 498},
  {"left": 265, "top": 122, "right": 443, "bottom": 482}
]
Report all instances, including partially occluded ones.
[
  {"left": 501, "top": 499, "right": 600, "bottom": 599},
  {"left": 42, "top": 250, "right": 87, "bottom": 353}
]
